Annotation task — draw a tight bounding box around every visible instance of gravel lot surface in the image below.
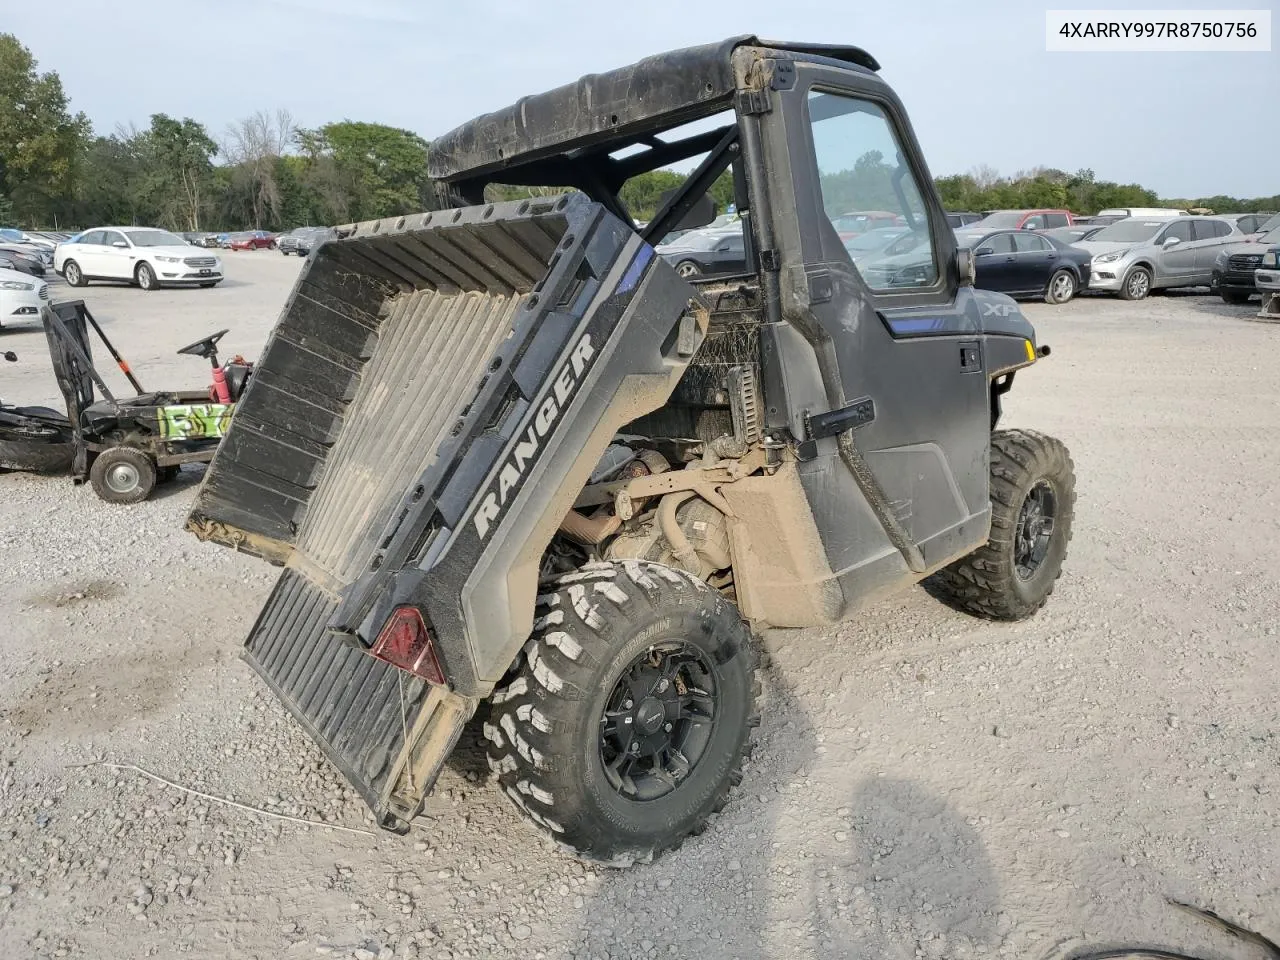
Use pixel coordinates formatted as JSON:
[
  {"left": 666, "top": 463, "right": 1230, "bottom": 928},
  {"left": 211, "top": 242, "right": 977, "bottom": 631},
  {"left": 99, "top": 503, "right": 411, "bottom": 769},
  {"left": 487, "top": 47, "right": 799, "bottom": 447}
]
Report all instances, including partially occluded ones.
[{"left": 1, "top": 256, "right": 1277, "bottom": 960}]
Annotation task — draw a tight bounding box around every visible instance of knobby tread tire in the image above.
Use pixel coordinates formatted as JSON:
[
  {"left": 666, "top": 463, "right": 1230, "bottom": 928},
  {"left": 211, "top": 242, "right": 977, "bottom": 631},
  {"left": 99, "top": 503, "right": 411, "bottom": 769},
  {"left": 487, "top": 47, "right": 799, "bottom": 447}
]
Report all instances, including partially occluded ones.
[
  {"left": 930, "top": 429, "right": 1075, "bottom": 621},
  {"left": 483, "top": 559, "right": 759, "bottom": 866}
]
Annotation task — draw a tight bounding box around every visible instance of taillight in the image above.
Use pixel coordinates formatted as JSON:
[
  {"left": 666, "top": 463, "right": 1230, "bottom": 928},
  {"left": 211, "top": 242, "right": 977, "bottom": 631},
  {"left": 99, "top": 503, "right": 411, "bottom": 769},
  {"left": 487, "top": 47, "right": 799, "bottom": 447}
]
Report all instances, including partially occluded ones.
[{"left": 369, "top": 607, "right": 446, "bottom": 686}]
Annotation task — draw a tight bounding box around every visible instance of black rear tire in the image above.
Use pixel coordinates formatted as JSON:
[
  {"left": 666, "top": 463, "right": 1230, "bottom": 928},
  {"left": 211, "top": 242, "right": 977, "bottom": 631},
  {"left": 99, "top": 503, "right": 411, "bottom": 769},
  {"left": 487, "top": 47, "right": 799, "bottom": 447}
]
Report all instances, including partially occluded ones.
[
  {"left": 483, "top": 560, "right": 758, "bottom": 865},
  {"left": 1220, "top": 290, "right": 1251, "bottom": 304},
  {"left": 929, "top": 429, "right": 1075, "bottom": 621},
  {"left": 89, "top": 446, "right": 157, "bottom": 504}
]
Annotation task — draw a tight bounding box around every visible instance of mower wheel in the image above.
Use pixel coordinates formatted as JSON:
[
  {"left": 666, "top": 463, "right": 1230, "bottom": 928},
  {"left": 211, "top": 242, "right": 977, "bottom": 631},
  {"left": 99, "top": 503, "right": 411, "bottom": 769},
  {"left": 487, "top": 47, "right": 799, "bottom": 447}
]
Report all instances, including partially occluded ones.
[
  {"left": 484, "top": 560, "right": 759, "bottom": 865},
  {"left": 89, "top": 446, "right": 157, "bottom": 504},
  {"left": 929, "top": 429, "right": 1075, "bottom": 621}
]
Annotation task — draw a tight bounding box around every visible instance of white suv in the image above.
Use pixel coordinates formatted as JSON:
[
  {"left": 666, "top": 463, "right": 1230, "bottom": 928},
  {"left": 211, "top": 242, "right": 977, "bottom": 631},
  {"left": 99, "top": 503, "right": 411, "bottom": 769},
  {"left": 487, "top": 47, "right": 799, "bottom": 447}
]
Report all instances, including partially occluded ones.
[{"left": 54, "top": 227, "right": 223, "bottom": 291}]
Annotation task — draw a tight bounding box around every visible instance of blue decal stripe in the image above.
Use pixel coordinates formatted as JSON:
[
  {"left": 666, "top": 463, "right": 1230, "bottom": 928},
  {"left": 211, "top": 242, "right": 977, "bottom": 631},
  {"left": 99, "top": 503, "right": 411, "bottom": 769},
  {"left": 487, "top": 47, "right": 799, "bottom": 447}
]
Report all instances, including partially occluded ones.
[
  {"left": 886, "top": 316, "right": 947, "bottom": 333},
  {"left": 617, "top": 244, "right": 655, "bottom": 294}
]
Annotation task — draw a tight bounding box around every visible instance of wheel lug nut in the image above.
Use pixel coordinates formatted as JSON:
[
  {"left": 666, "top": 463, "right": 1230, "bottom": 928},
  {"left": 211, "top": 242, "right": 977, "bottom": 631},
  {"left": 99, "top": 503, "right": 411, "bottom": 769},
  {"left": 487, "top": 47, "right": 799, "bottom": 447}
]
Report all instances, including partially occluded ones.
[{"left": 664, "top": 723, "right": 672, "bottom": 732}]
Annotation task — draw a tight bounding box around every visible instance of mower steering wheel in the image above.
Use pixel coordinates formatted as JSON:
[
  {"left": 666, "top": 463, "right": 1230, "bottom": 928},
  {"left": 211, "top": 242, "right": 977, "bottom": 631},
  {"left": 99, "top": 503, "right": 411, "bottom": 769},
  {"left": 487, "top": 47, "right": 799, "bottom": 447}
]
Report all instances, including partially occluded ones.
[{"left": 176, "top": 329, "right": 230, "bottom": 360}]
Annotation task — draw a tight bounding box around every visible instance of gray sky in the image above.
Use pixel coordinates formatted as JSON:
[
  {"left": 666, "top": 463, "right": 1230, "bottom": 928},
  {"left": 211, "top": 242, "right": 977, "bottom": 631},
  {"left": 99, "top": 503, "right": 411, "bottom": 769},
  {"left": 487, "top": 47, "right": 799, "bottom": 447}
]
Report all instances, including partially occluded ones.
[{"left": 8, "top": 0, "right": 1278, "bottom": 198}]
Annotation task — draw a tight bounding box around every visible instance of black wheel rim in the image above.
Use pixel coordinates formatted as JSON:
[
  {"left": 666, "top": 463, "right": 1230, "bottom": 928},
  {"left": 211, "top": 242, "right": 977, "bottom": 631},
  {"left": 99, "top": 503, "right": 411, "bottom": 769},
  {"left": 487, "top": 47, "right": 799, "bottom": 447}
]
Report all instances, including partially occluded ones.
[
  {"left": 1015, "top": 480, "right": 1057, "bottom": 581},
  {"left": 598, "top": 642, "right": 718, "bottom": 802}
]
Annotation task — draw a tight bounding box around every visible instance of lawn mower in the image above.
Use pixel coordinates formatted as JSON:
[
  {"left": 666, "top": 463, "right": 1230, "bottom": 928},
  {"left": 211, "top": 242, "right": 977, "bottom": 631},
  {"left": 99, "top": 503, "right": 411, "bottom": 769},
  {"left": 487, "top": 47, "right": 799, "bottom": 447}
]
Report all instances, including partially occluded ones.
[{"left": 35, "top": 299, "right": 252, "bottom": 503}]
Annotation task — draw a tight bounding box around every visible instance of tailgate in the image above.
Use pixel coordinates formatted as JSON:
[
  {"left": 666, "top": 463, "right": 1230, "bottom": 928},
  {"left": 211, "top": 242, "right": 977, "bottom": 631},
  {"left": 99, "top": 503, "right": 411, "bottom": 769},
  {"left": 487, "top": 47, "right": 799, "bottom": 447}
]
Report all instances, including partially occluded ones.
[{"left": 187, "top": 194, "right": 700, "bottom": 827}]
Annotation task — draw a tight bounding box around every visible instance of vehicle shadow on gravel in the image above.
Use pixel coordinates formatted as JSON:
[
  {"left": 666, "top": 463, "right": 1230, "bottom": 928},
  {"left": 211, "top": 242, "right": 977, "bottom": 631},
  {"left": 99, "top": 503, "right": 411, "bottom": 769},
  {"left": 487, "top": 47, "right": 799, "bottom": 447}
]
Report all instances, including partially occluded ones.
[
  {"left": 561, "top": 640, "right": 1001, "bottom": 960},
  {"left": 813, "top": 776, "right": 1001, "bottom": 960}
]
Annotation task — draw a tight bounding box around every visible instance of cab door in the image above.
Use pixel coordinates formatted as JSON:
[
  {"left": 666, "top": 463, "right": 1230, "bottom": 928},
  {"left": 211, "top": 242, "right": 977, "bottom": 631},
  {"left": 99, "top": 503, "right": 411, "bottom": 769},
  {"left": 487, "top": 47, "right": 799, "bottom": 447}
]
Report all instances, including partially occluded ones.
[{"left": 739, "top": 50, "right": 993, "bottom": 604}]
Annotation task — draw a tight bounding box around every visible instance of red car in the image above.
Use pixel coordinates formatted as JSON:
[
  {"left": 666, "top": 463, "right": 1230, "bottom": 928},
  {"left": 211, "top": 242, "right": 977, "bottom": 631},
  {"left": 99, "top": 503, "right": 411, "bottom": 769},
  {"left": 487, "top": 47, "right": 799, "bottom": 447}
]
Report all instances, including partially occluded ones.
[
  {"left": 832, "top": 210, "right": 905, "bottom": 242},
  {"left": 227, "top": 230, "right": 275, "bottom": 251}
]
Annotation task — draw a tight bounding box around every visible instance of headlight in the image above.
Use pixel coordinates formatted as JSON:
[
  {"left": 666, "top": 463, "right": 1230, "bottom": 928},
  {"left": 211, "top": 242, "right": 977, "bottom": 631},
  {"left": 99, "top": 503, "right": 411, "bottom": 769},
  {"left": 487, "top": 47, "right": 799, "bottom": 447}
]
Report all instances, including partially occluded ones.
[
  {"left": 155, "top": 255, "right": 181, "bottom": 263},
  {"left": 1, "top": 280, "right": 34, "bottom": 291},
  {"left": 1094, "top": 250, "right": 1126, "bottom": 264},
  {"left": 1264, "top": 251, "right": 1279, "bottom": 268}
]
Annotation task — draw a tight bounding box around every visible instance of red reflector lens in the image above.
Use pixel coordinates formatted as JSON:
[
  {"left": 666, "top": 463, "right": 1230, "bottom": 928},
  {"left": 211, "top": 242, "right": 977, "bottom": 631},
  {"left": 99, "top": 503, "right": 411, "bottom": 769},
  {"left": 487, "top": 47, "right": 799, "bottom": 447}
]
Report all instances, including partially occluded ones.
[{"left": 370, "top": 607, "right": 446, "bottom": 686}]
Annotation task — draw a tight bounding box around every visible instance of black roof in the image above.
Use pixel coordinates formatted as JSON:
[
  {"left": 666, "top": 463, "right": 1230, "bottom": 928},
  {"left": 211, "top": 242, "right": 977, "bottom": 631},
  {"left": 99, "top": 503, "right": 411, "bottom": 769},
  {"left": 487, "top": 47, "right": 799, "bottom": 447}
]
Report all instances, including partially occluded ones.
[{"left": 428, "top": 36, "right": 879, "bottom": 186}]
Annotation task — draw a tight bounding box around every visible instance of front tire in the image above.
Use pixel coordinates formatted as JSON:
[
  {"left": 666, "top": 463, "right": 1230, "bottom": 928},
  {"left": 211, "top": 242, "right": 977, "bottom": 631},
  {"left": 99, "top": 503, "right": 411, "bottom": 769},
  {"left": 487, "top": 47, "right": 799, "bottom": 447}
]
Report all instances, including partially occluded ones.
[
  {"left": 484, "top": 560, "right": 758, "bottom": 865},
  {"left": 89, "top": 446, "right": 157, "bottom": 504},
  {"left": 1220, "top": 289, "right": 1251, "bottom": 304},
  {"left": 1119, "top": 265, "right": 1152, "bottom": 300},
  {"left": 63, "top": 260, "right": 86, "bottom": 287},
  {"left": 136, "top": 262, "right": 158, "bottom": 291},
  {"left": 674, "top": 260, "right": 702, "bottom": 279},
  {"left": 1044, "top": 269, "right": 1077, "bottom": 304},
  {"left": 929, "top": 429, "right": 1075, "bottom": 621}
]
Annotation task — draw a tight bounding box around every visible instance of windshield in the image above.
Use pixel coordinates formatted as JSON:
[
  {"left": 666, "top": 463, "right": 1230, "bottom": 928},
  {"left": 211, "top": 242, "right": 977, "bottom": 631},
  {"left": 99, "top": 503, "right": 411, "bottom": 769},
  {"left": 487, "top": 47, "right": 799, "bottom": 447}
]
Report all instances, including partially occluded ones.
[
  {"left": 1258, "top": 226, "right": 1280, "bottom": 245},
  {"left": 970, "top": 212, "right": 1022, "bottom": 229},
  {"left": 1255, "top": 213, "right": 1280, "bottom": 234},
  {"left": 127, "top": 229, "right": 186, "bottom": 247},
  {"left": 0, "top": 228, "right": 23, "bottom": 242},
  {"left": 1086, "top": 220, "right": 1167, "bottom": 243}
]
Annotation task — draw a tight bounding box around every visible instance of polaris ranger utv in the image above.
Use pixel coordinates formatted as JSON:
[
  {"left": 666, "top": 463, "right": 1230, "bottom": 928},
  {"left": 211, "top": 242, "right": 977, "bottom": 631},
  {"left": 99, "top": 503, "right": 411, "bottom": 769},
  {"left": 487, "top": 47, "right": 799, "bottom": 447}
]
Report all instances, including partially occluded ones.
[{"left": 186, "top": 36, "right": 1075, "bottom": 863}]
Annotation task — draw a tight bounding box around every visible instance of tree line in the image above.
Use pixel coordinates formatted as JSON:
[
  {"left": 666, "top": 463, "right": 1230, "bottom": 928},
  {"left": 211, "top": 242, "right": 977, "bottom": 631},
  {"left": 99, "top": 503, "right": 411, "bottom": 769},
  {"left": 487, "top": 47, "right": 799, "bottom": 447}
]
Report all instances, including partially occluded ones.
[{"left": 2, "top": 34, "right": 1275, "bottom": 234}]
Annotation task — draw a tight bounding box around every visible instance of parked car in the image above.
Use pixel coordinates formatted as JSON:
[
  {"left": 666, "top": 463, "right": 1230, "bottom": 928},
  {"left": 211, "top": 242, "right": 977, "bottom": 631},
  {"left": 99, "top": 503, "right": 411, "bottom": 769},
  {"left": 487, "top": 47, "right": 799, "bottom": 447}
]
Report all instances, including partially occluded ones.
[
  {"left": 956, "top": 229, "right": 1092, "bottom": 304},
  {"left": 54, "top": 226, "right": 224, "bottom": 291},
  {"left": 855, "top": 228, "right": 935, "bottom": 289},
  {"left": 965, "top": 209, "right": 1075, "bottom": 232},
  {"left": 1210, "top": 223, "right": 1280, "bottom": 303},
  {"left": 1074, "top": 215, "right": 1244, "bottom": 299},
  {"left": 278, "top": 226, "right": 336, "bottom": 256},
  {"left": 181, "top": 231, "right": 219, "bottom": 247},
  {"left": 1072, "top": 214, "right": 1127, "bottom": 227},
  {"left": 1254, "top": 245, "right": 1280, "bottom": 303},
  {"left": 831, "top": 210, "right": 904, "bottom": 241},
  {"left": 227, "top": 230, "right": 275, "bottom": 251},
  {"left": 0, "top": 246, "right": 47, "bottom": 277},
  {"left": 1095, "top": 207, "right": 1189, "bottom": 218},
  {"left": 0, "top": 265, "right": 49, "bottom": 329},
  {"left": 1041, "top": 225, "right": 1104, "bottom": 245},
  {"left": 654, "top": 225, "right": 746, "bottom": 278},
  {"left": 945, "top": 211, "right": 983, "bottom": 228},
  {"left": 842, "top": 225, "right": 911, "bottom": 262},
  {"left": 1244, "top": 212, "right": 1280, "bottom": 237},
  {"left": 1224, "top": 213, "right": 1274, "bottom": 235}
]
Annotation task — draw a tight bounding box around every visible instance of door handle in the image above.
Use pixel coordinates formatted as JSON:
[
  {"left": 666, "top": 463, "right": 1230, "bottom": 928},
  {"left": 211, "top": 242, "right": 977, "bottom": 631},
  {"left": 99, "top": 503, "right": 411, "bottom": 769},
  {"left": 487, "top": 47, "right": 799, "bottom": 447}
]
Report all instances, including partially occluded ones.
[{"left": 1005, "top": 256, "right": 1015, "bottom": 262}]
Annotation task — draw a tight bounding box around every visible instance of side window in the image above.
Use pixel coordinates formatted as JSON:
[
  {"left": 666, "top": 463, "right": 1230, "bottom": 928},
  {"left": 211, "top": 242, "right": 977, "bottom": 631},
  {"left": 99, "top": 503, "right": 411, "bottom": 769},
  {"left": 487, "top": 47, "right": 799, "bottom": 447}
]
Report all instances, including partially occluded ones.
[
  {"left": 1013, "top": 233, "right": 1049, "bottom": 252},
  {"left": 806, "top": 90, "right": 937, "bottom": 292},
  {"left": 81, "top": 230, "right": 105, "bottom": 245},
  {"left": 101, "top": 230, "right": 126, "bottom": 247},
  {"left": 978, "top": 233, "right": 1016, "bottom": 255},
  {"left": 1044, "top": 213, "right": 1069, "bottom": 228},
  {"left": 1205, "top": 220, "right": 1231, "bottom": 239},
  {"left": 1159, "top": 220, "right": 1193, "bottom": 243},
  {"left": 1022, "top": 215, "right": 1044, "bottom": 230}
]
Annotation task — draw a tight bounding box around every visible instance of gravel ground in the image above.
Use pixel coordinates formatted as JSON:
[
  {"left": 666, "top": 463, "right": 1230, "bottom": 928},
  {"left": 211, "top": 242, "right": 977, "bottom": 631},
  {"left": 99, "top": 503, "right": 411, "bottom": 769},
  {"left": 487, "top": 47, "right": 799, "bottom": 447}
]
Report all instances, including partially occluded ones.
[{"left": 1, "top": 257, "right": 1277, "bottom": 960}]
